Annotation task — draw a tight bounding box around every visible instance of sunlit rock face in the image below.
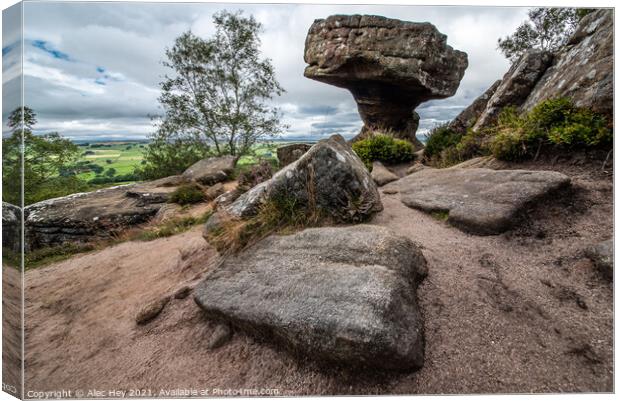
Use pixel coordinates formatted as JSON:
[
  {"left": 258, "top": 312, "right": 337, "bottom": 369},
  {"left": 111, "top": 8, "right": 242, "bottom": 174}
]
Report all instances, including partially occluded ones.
[{"left": 304, "top": 14, "right": 468, "bottom": 147}]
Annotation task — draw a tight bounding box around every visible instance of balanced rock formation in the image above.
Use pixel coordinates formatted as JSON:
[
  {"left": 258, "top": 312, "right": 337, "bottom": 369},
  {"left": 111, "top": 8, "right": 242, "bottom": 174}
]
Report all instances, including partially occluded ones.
[
  {"left": 206, "top": 135, "right": 382, "bottom": 228},
  {"left": 460, "top": 9, "right": 612, "bottom": 132},
  {"left": 304, "top": 15, "right": 467, "bottom": 147},
  {"left": 2, "top": 202, "right": 21, "bottom": 254},
  {"left": 399, "top": 167, "right": 570, "bottom": 235},
  {"left": 194, "top": 225, "right": 427, "bottom": 371},
  {"left": 24, "top": 179, "right": 176, "bottom": 250},
  {"left": 182, "top": 155, "right": 237, "bottom": 185},
  {"left": 277, "top": 143, "right": 312, "bottom": 167}
]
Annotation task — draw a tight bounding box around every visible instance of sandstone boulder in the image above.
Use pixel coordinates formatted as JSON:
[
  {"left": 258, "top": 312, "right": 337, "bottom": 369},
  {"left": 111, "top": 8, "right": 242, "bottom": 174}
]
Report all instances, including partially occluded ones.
[
  {"left": 473, "top": 50, "right": 553, "bottom": 131},
  {"left": 204, "top": 183, "right": 225, "bottom": 201},
  {"left": 209, "top": 135, "right": 382, "bottom": 224},
  {"left": 25, "top": 182, "right": 174, "bottom": 250},
  {"left": 194, "top": 225, "right": 427, "bottom": 370},
  {"left": 521, "top": 9, "right": 613, "bottom": 119},
  {"left": 182, "top": 156, "right": 237, "bottom": 185},
  {"left": 371, "top": 161, "right": 398, "bottom": 186},
  {"left": 586, "top": 239, "right": 613, "bottom": 281},
  {"left": 277, "top": 143, "right": 312, "bottom": 167},
  {"left": 449, "top": 80, "right": 501, "bottom": 133},
  {"left": 304, "top": 15, "right": 467, "bottom": 146},
  {"left": 399, "top": 167, "right": 570, "bottom": 235},
  {"left": 2, "top": 202, "right": 21, "bottom": 253}
]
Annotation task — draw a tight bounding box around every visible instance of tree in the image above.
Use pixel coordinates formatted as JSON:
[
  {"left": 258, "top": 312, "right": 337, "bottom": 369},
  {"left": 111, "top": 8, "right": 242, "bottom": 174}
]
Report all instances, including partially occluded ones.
[
  {"left": 135, "top": 133, "right": 210, "bottom": 180},
  {"left": 2, "top": 107, "right": 86, "bottom": 205},
  {"left": 498, "top": 8, "right": 579, "bottom": 62},
  {"left": 147, "top": 10, "right": 285, "bottom": 167},
  {"left": 105, "top": 168, "right": 117, "bottom": 177},
  {"left": 7, "top": 106, "right": 37, "bottom": 133}
]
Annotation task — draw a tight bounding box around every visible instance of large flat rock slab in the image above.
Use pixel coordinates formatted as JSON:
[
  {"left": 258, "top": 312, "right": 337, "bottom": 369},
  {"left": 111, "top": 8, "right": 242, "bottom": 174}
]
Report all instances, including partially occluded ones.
[
  {"left": 194, "top": 225, "right": 427, "bottom": 371},
  {"left": 399, "top": 168, "right": 570, "bottom": 235},
  {"left": 24, "top": 179, "right": 178, "bottom": 250}
]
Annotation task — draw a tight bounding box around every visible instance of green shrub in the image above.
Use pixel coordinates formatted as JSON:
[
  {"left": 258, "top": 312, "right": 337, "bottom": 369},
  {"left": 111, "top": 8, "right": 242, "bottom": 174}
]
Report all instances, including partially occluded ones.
[
  {"left": 169, "top": 184, "right": 205, "bottom": 205},
  {"left": 487, "top": 98, "right": 612, "bottom": 160},
  {"left": 352, "top": 133, "right": 415, "bottom": 168},
  {"left": 547, "top": 109, "right": 611, "bottom": 146},
  {"left": 423, "top": 124, "right": 461, "bottom": 158}
]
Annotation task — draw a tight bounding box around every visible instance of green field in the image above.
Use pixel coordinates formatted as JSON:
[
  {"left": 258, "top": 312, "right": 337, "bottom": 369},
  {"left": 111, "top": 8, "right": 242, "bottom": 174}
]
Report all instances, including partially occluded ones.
[
  {"left": 76, "top": 142, "right": 146, "bottom": 181},
  {"left": 73, "top": 141, "right": 309, "bottom": 185}
]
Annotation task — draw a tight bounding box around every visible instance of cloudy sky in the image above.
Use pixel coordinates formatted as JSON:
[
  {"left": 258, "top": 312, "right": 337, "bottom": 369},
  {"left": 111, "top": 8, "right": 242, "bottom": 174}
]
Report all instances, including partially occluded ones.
[{"left": 3, "top": 1, "right": 530, "bottom": 141}]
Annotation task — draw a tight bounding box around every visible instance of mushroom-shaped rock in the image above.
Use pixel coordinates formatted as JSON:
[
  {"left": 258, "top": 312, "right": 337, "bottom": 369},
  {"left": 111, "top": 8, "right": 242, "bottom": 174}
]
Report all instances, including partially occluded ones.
[{"left": 304, "top": 15, "right": 468, "bottom": 147}]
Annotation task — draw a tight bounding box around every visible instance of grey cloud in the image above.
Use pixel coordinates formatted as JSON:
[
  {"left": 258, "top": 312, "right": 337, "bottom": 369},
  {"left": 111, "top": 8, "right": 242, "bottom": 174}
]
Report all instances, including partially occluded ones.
[{"left": 5, "top": 2, "right": 530, "bottom": 140}]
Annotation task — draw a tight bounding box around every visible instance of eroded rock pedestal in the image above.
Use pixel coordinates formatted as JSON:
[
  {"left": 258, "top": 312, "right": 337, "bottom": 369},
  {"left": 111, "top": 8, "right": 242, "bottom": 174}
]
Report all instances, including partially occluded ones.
[{"left": 304, "top": 15, "right": 468, "bottom": 147}]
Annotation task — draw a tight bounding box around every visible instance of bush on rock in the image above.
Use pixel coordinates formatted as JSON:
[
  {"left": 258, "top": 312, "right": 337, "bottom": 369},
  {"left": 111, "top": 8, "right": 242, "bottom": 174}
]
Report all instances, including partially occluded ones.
[{"left": 352, "top": 133, "right": 415, "bottom": 169}]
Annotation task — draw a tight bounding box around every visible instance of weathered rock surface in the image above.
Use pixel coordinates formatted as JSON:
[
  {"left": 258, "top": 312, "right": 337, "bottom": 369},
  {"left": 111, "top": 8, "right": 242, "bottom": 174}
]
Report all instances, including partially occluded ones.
[
  {"left": 304, "top": 15, "right": 467, "bottom": 145},
  {"left": 213, "top": 189, "right": 241, "bottom": 210},
  {"left": 209, "top": 135, "right": 382, "bottom": 225},
  {"left": 460, "top": 10, "right": 612, "bottom": 132},
  {"left": 586, "top": 239, "right": 613, "bottom": 281},
  {"left": 182, "top": 156, "right": 237, "bottom": 185},
  {"left": 473, "top": 50, "right": 553, "bottom": 131},
  {"left": 399, "top": 167, "right": 570, "bottom": 235},
  {"left": 194, "top": 225, "right": 427, "bottom": 370},
  {"left": 2, "top": 202, "right": 21, "bottom": 253},
  {"left": 449, "top": 80, "right": 501, "bottom": 133},
  {"left": 277, "top": 143, "right": 312, "bottom": 167},
  {"left": 135, "top": 296, "right": 170, "bottom": 325},
  {"left": 522, "top": 9, "right": 612, "bottom": 118},
  {"left": 25, "top": 181, "right": 175, "bottom": 250},
  {"left": 371, "top": 161, "right": 399, "bottom": 186},
  {"left": 207, "top": 324, "right": 232, "bottom": 350},
  {"left": 406, "top": 163, "right": 429, "bottom": 175},
  {"left": 204, "top": 183, "right": 224, "bottom": 201}
]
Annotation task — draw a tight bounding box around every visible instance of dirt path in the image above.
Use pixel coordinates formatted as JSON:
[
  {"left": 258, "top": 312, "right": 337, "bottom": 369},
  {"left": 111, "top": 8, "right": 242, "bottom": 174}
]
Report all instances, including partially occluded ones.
[
  {"left": 23, "top": 165, "right": 613, "bottom": 395},
  {"left": 3, "top": 264, "right": 22, "bottom": 398}
]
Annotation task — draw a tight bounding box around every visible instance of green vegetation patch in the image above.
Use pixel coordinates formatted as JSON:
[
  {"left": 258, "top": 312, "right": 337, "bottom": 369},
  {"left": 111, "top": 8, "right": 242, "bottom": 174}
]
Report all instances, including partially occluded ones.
[
  {"left": 169, "top": 184, "right": 206, "bottom": 205},
  {"left": 424, "top": 98, "right": 612, "bottom": 167},
  {"left": 423, "top": 124, "right": 462, "bottom": 159},
  {"left": 24, "top": 243, "right": 97, "bottom": 270},
  {"left": 138, "top": 211, "right": 213, "bottom": 241},
  {"left": 206, "top": 191, "right": 328, "bottom": 255},
  {"left": 352, "top": 133, "right": 415, "bottom": 169},
  {"left": 488, "top": 98, "right": 611, "bottom": 161},
  {"left": 430, "top": 210, "right": 450, "bottom": 221}
]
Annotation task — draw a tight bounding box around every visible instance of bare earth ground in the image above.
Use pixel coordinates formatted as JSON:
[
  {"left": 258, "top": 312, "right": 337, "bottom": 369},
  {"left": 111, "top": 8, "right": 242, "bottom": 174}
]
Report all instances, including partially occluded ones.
[
  {"left": 2, "top": 264, "right": 22, "bottom": 398},
  {"left": 23, "top": 160, "right": 613, "bottom": 396}
]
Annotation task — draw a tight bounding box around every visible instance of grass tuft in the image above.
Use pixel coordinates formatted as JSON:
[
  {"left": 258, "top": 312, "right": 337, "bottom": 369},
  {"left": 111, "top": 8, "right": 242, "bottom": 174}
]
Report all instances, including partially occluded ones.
[{"left": 137, "top": 210, "right": 213, "bottom": 241}]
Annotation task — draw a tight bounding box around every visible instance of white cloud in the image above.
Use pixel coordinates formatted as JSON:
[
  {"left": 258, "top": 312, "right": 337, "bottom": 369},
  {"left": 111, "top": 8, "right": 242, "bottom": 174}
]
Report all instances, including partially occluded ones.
[{"left": 3, "top": 2, "right": 533, "bottom": 140}]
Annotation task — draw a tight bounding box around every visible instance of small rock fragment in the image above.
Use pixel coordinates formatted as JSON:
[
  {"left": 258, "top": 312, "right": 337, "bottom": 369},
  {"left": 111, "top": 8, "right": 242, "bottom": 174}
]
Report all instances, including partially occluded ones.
[
  {"left": 135, "top": 296, "right": 170, "bottom": 325},
  {"left": 207, "top": 324, "right": 232, "bottom": 349},
  {"left": 173, "top": 286, "right": 192, "bottom": 299}
]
